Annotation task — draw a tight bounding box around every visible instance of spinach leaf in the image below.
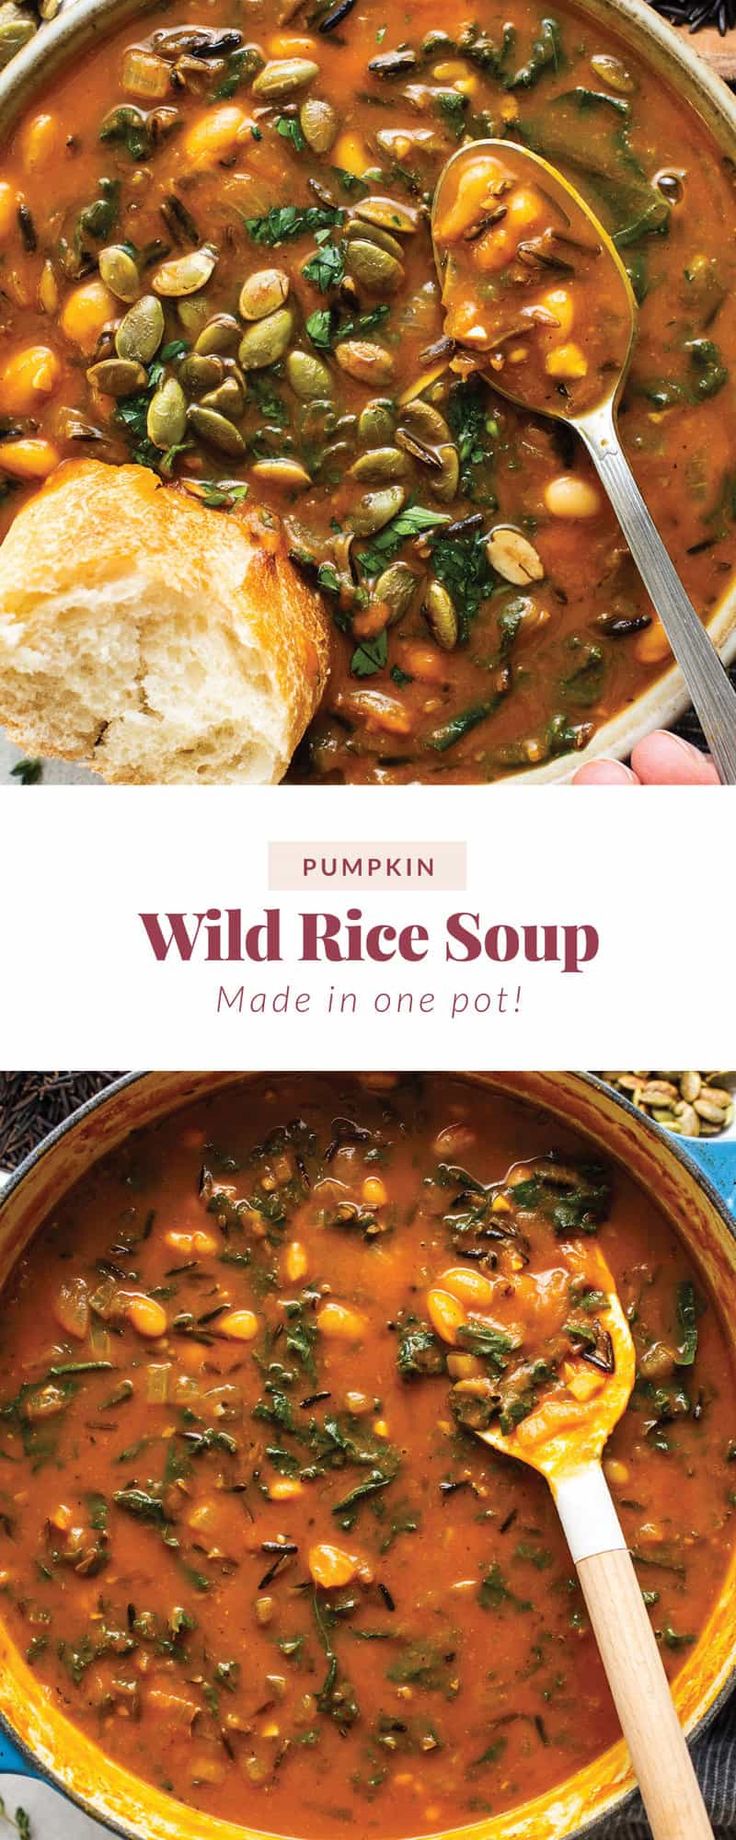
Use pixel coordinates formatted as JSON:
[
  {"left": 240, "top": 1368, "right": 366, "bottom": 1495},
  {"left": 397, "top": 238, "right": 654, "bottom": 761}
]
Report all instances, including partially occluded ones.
[
  {"left": 100, "top": 106, "right": 156, "bottom": 162},
  {"left": 429, "top": 517, "right": 496, "bottom": 634},
  {"left": 245, "top": 203, "right": 344, "bottom": 246},
  {"left": 396, "top": 1316, "right": 446, "bottom": 1379},
  {"left": 446, "top": 378, "right": 496, "bottom": 499},
  {"left": 276, "top": 114, "right": 306, "bottom": 153},
  {"left": 426, "top": 696, "right": 504, "bottom": 753},
  {"left": 546, "top": 712, "right": 594, "bottom": 757},
  {"left": 113, "top": 1487, "right": 168, "bottom": 1524},
  {"left": 638, "top": 339, "right": 728, "bottom": 409},
  {"left": 674, "top": 1280, "right": 700, "bottom": 1367},
  {"left": 387, "top": 1637, "right": 458, "bottom": 1692},
  {"left": 560, "top": 640, "right": 606, "bottom": 708},
  {"left": 332, "top": 1467, "right": 395, "bottom": 1528},
  {"left": 511, "top": 1158, "right": 611, "bottom": 1235},
  {"left": 470, "top": 1736, "right": 508, "bottom": 1769},
  {"left": 508, "top": 18, "right": 563, "bottom": 90},
  {"left": 478, "top": 1562, "right": 531, "bottom": 1611},
  {"left": 282, "top": 1297, "right": 318, "bottom": 1378},
  {"left": 214, "top": 46, "right": 264, "bottom": 98},
  {"left": 357, "top": 505, "right": 451, "bottom": 576},
  {"left": 303, "top": 237, "right": 347, "bottom": 292},
  {"left": 656, "top": 1623, "right": 694, "bottom": 1650},
  {"left": 351, "top": 630, "right": 388, "bottom": 678},
  {"left": 436, "top": 89, "right": 468, "bottom": 141},
  {"left": 457, "top": 1321, "right": 518, "bottom": 1371},
  {"left": 312, "top": 1590, "right": 360, "bottom": 1731}
]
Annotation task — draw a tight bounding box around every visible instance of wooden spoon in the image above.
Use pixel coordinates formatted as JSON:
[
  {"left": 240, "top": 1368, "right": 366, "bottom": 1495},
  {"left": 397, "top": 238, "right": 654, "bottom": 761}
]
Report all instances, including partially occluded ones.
[
  {"left": 451, "top": 1253, "right": 714, "bottom": 1840},
  {"left": 431, "top": 139, "right": 736, "bottom": 784}
]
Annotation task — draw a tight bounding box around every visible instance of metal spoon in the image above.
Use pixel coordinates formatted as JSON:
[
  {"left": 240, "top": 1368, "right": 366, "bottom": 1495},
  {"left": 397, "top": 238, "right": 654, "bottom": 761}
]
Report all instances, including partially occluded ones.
[
  {"left": 431, "top": 139, "right": 736, "bottom": 782},
  {"left": 449, "top": 1251, "right": 714, "bottom": 1840}
]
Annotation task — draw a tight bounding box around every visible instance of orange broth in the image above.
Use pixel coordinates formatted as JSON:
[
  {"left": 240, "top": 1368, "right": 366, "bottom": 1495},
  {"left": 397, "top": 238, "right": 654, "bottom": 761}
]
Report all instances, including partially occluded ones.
[{"left": 0, "top": 1074, "right": 732, "bottom": 1835}]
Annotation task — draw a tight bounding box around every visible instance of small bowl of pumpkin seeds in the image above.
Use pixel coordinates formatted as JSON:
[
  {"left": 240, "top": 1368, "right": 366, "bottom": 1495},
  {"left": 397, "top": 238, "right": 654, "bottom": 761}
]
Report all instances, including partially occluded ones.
[{"left": 598, "top": 1072, "right": 735, "bottom": 1139}]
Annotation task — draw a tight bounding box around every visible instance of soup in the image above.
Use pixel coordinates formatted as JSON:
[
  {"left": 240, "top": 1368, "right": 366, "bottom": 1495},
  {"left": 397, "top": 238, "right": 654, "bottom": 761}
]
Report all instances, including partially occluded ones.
[
  {"left": 0, "top": 1074, "right": 732, "bottom": 1836},
  {"left": 433, "top": 143, "right": 634, "bottom": 418},
  {"left": 0, "top": 0, "right": 735, "bottom": 781}
]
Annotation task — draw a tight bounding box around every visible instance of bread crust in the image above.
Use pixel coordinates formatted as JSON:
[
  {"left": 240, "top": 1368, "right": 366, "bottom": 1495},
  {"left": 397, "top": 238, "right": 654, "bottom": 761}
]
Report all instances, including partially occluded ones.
[{"left": 0, "top": 458, "right": 330, "bottom": 783}]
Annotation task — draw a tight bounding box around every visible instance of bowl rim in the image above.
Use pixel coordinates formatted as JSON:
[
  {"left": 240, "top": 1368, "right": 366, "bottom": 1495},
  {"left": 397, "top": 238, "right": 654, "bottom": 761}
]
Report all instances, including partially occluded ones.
[
  {"left": 0, "top": 1068, "right": 735, "bottom": 1840},
  {"left": 0, "top": 0, "right": 735, "bottom": 783}
]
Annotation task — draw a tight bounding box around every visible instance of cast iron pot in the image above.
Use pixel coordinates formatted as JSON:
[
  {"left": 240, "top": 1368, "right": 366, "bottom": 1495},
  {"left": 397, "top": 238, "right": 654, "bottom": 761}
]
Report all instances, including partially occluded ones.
[
  {"left": 0, "top": 0, "right": 735, "bottom": 781},
  {"left": 0, "top": 1070, "right": 734, "bottom": 1840}
]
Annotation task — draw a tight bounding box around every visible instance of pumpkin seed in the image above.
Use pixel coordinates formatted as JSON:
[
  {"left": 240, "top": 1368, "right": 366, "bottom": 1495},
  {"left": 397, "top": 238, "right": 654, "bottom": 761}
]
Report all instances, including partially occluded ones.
[
  {"left": 638, "top": 1081, "right": 678, "bottom": 1106},
  {"left": 98, "top": 244, "right": 141, "bottom": 304},
  {"left": 200, "top": 375, "right": 247, "bottom": 419},
  {"left": 177, "top": 296, "right": 212, "bottom": 336},
  {"left": 354, "top": 195, "right": 421, "bottom": 236},
  {"left": 115, "top": 294, "right": 165, "bottom": 365},
  {"left": 376, "top": 125, "right": 440, "bottom": 160},
  {"left": 239, "top": 268, "right": 290, "bottom": 322},
  {"left": 694, "top": 1095, "right": 733, "bottom": 1125},
  {"left": 431, "top": 442, "right": 460, "bottom": 502},
  {"left": 345, "top": 218, "right": 404, "bottom": 262},
  {"left": 336, "top": 341, "right": 395, "bottom": 387},
  {"left": 600, "top": 1071, "right": 734, "bottom": 1139},
  {"left": 350, "top": 446, "right": 408, "bottom": 482},
  {"left": 396, "top": 427, "right": 443, "bottom": 471},
  {"left": 375, "top": 560, "right": 418, "bottom": 623},
  {"left": 179, "top": 352, "right": 224, "bottom": 398},
  {"left": 345, "top": 238, "right": 404, "bottom": 296},
  {"left": 423, "top": 578, "right": 458, "bottom": 650},
  {"left": 252, "top": 57, "right": 319, "bottom": 99},
  {"left": 0, "top": 7, "right": 35, "bottom": 69},
  {"left": 187, "top": 404, "right": 247, "bottom": 457},
  {"left": 300, "top": 96, "right": 338, "bottom": 155},
  {"left": 287, "top": 348, "right": 333, "bottom": 401},
  {"left": 349, "top": 485, "right": 405, "bottom": 535},
  {"left": 369, "top": 46, "right": 418, "bottom": 77},
  {"left": 195, "top": 313, "right": 241, "bottom": 356},
  {"left": 399, "top": 398, "right": 450, "bottom": 446},
  {"left": 590, "top": 52, "right": 635, "bottom": 94},
  {"left": 152, "top": 244, "right": 218, "bottom": 297},
  {"left": 147, "top": 376, "right": 187, "bottom": 451},
  {"left": 486, "top": 525, "right": 545, "bottom": 585},
  {"left": 183, "top": 477, "right": 248, "bottom": 509},
  {"left": 358, "top": 399, "right": 395, "bottom": 444},
  {"left": 251, "top": 457, "right": 312, "bottom": 490},
  {"left": 38, "top": 260, "right": 58, "bottom": 316},
  {"left": 238, "top": 307, "right": 294, "bottom": 371},
  {"left": 300, "top": 402, "right": 339, "bottom": 445},
  {"left": 87, "top": 357, "right": 148, "bottom": 398},
  {"left": 671, "top": 1102, "right": 700, "bottom": 1136}
]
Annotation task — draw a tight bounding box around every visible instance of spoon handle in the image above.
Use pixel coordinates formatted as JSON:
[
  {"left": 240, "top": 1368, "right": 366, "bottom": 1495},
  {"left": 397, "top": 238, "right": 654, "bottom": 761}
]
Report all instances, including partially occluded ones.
[
  {"left": 578, "top": 401, "right": 736, "bottom": 784},
  {"left": 554, "top": 1465, "right": 714, "bottom": 1840}
]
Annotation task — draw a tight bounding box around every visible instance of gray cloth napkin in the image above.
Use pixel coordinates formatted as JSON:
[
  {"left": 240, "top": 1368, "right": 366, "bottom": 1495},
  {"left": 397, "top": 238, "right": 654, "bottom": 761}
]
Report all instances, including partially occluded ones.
[{"left": 603, "top": 1696, "right": 736, "bottom": 1835}]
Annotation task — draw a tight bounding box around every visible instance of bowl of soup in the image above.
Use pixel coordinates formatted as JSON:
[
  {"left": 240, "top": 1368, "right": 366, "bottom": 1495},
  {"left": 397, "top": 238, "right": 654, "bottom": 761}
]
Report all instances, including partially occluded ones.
[
  {"left": 0, "top": 0, "right": 735, "bottom": 783},
  {"left": 0, "top": 1069, "right": 733, "bottom": 1840}
]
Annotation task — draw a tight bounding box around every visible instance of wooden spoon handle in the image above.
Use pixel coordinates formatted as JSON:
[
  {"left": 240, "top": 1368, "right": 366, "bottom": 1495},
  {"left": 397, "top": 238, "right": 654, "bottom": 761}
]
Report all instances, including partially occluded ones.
[
  {"left": 554, "top": 1467, "right": 713, "bottom": 1840},
  {"left": 577, "top": 1546, "right": 713, "bottom": 1840}
]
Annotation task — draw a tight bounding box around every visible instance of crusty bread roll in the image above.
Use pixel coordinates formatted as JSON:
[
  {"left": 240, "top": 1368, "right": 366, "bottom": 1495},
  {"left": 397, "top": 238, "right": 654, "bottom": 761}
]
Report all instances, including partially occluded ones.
[{"left": 0, "top": 458, "right": 329, "bottom": 784}]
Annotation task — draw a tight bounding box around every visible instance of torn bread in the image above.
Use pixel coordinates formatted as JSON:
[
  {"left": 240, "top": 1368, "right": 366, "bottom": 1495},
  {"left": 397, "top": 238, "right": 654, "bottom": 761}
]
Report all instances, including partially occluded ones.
[{"left": 0, "top": 458, "right": 329, "bottom": 783}]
